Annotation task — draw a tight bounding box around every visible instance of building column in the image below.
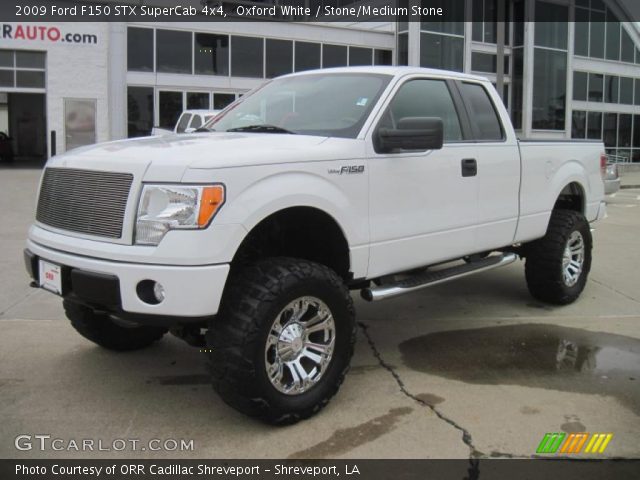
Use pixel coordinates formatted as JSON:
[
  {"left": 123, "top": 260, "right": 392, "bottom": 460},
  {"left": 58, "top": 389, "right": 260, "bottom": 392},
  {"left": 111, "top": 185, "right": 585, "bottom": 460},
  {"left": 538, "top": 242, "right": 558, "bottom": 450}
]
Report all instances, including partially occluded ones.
[
  {"left": 108, "top": 22, "right": 127, "bottom": 141},
  {"left": 408, "top": 17, "right": 421, "bottom": 67},
  {"left": 522, "top": 0, "right": 536, "bottom": 138}
]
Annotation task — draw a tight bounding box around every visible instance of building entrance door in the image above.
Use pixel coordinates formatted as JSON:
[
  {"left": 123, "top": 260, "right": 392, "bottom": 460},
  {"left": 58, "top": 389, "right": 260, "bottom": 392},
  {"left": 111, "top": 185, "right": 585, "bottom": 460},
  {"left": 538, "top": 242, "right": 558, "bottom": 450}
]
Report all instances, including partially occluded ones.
[{"left": 0, "top": 92, "right": 47, "bottom": 166}]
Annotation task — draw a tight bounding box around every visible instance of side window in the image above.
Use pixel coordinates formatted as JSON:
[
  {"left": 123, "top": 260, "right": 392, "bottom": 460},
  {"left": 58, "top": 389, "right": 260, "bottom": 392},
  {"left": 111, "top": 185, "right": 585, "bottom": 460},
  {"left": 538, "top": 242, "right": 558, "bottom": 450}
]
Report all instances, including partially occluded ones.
[
  {"left": 176, "top": 113, "right": 191, "bottom": 133},
  {"left": 459, "top": 82, "right": 504, "bottom": 141},
  {"left": 385, "top": 79, "right": 463, "bottom": 142},
  {"left": 189, "top": 115, "right": 202, "bottom": 129}
]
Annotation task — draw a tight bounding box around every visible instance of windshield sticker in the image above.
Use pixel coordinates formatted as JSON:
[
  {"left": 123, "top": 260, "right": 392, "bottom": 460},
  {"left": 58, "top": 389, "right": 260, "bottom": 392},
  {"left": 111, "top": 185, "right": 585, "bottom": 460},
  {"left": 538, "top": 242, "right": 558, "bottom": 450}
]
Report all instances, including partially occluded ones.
[{"left": 356, "top": 97, "right": 368, "bottom": 107}]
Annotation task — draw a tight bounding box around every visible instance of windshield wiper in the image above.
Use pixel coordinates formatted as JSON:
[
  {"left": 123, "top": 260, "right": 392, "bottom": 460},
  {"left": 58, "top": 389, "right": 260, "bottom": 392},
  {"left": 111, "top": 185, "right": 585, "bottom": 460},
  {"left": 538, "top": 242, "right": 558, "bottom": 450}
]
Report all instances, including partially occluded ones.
[
  {"left": 194, "top": 127, "right": 215, "bottom": 132},
  {"left": 226, "top": 124, "right": 296, "bottom": 134}
]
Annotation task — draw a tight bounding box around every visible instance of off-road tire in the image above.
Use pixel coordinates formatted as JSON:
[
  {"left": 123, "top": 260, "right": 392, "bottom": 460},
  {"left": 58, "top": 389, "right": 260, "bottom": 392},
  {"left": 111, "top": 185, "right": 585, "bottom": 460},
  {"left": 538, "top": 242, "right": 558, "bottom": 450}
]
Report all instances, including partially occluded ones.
[
  {"left": 64, "top": 300, "right": 167, "bottom": 351},
  {"left": 207, "top": 257, "right": 356, "bottom": 425},
  {"left": 525, "top": 209, "right": 592, "bottom": 305}
]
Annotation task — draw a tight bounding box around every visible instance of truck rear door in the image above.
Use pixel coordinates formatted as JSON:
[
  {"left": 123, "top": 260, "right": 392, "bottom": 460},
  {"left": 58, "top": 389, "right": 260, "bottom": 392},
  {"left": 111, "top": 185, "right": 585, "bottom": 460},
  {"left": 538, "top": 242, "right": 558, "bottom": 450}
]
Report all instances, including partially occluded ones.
[{"left": 454, "top": 80, "right": 520, "bottom": 251}]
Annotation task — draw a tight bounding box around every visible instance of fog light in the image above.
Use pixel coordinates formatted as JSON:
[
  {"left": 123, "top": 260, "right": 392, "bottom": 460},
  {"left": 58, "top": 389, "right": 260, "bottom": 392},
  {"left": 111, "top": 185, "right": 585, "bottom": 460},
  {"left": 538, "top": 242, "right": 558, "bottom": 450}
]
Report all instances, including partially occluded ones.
[
  {"left": 153, "top": 282, "right": 165, "bottom": 302},
  {"left": 136, "top": 280, "right": 164, "bottom": 305}
]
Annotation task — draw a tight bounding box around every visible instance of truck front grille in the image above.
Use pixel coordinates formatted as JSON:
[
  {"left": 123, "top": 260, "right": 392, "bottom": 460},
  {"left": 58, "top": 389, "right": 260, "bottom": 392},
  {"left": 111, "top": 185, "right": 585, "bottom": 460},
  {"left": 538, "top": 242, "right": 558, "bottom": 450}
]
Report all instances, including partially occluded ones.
[{"left": 36, "top": 167, "right": 133, "bottom": 239}]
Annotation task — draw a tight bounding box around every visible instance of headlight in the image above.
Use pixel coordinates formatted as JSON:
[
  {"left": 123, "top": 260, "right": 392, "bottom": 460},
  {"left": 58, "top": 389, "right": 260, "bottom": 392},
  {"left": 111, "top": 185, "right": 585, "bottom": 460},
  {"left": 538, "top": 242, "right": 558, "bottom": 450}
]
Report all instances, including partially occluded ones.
[{"left": 135, "top": 184, "right": 225, "bottom": 245}]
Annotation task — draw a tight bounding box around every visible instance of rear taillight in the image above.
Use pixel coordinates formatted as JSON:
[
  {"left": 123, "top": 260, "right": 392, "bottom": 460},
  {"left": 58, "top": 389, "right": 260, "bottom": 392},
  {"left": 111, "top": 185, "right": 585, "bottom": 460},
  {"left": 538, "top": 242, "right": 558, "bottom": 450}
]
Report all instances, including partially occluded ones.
[{"left": 600, "top": 153, "right": 607, "bottom": 178}]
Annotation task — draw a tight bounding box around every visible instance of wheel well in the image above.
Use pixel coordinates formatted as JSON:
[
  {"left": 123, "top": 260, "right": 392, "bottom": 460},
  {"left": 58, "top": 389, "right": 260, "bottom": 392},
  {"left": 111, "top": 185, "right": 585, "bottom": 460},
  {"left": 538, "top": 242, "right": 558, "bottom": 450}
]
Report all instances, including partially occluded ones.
[
  {"left": 232, "top": 207, "right": 351, "bottom": 280},
  {"left": 553, "top": 182, "right": 585, "bottom": 214}
]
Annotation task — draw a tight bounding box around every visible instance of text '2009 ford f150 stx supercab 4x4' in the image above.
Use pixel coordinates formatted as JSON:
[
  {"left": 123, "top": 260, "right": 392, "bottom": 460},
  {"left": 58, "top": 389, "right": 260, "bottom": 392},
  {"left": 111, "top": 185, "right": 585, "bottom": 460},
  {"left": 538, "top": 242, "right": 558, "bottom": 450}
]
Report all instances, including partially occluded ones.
[{"left": 25, "top": 67, "right": 607, "bottom": 424}]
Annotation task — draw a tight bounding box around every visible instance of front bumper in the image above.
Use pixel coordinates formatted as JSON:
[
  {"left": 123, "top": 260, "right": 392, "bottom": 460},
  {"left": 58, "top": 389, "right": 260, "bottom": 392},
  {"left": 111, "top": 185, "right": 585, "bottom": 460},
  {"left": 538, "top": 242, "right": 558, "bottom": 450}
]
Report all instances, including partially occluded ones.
[{"left": 25, "top": 240, "right": 229, "bottom": 324}]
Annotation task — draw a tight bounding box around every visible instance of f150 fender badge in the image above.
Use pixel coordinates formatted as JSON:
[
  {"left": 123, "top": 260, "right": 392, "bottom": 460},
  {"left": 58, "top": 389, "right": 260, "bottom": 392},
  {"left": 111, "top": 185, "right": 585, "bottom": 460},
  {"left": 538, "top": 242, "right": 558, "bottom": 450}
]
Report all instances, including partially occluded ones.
[{"left": 329, "top": 165, "right": 365, "bottom": 175}]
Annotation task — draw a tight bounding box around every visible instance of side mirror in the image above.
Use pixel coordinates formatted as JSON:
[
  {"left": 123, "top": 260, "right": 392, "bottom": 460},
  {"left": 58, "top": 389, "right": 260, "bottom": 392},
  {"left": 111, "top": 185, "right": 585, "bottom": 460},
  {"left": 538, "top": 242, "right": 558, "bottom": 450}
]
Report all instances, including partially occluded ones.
[
  {"left": 184, "top": 127, "right": 196, "bottom": 134},
  {"left": 376, "top": 117, "right": 444, "bottom": 153}
]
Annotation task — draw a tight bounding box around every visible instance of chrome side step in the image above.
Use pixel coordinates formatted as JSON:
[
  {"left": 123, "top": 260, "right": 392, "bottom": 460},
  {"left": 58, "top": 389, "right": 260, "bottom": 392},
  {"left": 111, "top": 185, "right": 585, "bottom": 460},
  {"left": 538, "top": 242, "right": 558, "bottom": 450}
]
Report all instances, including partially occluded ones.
[{"left": 361, "top": 253, "right": 518, "bottom": 302}]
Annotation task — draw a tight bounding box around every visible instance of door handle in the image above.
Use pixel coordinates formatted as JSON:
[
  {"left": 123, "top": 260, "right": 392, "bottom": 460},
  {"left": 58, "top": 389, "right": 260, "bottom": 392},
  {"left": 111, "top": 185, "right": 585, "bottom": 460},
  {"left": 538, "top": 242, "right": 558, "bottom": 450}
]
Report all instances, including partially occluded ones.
[{"left": 461, "top": 158, "right": 477, "bottom": 177}]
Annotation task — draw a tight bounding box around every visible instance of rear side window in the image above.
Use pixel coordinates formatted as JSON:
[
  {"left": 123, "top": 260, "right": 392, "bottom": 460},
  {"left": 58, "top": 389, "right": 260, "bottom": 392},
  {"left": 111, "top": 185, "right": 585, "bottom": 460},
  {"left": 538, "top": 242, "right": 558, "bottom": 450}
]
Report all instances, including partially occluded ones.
[
  {"left": 459, "top": 82, "right": 504, "bottom": 141},
  {"left": 386, "top": 79, "right": 463, "bottom": 142},
  {"left": 190, "top": 115, "right": 202, "bottom": 129},
  {"left": 176, "top": 113, "right": 192, "bottom": 133}
]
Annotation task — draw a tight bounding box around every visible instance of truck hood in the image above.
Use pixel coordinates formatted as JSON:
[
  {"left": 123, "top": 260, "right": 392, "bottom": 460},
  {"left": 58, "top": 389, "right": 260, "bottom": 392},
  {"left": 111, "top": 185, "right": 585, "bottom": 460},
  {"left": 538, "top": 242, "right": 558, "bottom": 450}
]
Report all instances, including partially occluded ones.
[{"left": 47, "top": 133, "right": 348, "bottom": 181}]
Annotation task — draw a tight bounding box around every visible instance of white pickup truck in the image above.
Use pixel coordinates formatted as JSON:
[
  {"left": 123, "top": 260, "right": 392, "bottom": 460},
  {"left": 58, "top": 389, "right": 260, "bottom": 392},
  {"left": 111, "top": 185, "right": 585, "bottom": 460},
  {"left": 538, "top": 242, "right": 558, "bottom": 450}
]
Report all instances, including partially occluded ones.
[{"left": 25, "top": 67, "right": 607, "bottom": 424}]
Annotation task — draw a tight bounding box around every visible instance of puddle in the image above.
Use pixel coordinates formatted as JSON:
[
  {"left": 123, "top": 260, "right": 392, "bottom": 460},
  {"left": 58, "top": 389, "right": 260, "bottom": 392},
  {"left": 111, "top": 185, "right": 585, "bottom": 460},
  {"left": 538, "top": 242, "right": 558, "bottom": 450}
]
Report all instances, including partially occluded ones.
[{"left": 399, "top": 324, "right": 640, "bottom": 415}]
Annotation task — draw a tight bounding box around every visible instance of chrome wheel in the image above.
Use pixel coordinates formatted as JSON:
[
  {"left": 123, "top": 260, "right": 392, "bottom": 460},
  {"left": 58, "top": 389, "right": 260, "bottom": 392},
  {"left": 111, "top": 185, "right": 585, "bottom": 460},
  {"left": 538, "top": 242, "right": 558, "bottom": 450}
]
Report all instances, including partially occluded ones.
[
  {"left": 265, "top": 296, "right": 335, "bottom": 395},
  {"left": 562, "top": 231, "right": 585, "bottom": 287}
]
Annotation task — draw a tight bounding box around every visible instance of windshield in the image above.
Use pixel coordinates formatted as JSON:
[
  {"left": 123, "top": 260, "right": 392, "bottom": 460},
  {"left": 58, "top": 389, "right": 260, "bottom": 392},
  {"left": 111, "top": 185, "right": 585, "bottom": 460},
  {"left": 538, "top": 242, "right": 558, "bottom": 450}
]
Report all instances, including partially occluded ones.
[{"left": 205, "top": 73, "right": 392, "bottom": 138}]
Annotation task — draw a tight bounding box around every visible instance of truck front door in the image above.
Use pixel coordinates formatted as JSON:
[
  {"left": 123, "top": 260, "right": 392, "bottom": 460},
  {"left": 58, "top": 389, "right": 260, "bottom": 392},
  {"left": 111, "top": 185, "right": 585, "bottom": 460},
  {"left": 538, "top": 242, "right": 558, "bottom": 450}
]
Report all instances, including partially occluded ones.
[{"left": 365, "top": 77, "right": 479, "bottom": 278}]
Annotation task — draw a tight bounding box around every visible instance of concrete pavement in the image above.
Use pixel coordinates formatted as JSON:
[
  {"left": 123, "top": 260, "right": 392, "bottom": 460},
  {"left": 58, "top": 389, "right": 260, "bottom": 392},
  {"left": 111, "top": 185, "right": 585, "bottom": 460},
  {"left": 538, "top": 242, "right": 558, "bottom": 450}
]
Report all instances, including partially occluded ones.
[{"left": 1, "top": 167, "right": 638, "bottom": 460}]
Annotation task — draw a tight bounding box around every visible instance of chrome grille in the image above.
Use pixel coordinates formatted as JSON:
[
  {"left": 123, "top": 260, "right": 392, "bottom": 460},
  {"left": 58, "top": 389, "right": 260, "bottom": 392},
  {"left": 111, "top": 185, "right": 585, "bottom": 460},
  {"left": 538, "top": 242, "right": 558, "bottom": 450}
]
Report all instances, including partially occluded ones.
[{"left": 36, "top": 167, "right": 133, "bottom": 239}]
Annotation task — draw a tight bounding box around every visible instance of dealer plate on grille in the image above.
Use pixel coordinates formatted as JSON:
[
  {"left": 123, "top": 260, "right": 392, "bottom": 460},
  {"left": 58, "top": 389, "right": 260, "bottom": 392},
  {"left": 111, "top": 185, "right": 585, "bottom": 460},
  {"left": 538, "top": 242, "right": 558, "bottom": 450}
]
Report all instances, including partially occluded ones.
[{"left": 39, "top": 260, "right": 62, "bottom": 295}]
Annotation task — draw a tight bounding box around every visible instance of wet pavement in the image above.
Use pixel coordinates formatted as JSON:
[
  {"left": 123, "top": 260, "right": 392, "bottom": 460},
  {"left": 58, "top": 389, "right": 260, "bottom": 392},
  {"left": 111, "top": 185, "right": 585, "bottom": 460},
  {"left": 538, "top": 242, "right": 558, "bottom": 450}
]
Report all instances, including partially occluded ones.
[{"left": 1, "top": 168, "right": 639, "bottom": 460}]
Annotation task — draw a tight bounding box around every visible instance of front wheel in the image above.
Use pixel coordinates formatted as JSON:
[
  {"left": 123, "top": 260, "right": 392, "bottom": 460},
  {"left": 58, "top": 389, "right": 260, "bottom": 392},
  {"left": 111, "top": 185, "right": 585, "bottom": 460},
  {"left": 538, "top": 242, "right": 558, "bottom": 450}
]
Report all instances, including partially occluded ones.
[
  {"left": 524, "top": 209, "right": 592, "bottom": 305},
  {"left": 207, "top": 258, "right": 356, "bottom": 424}
]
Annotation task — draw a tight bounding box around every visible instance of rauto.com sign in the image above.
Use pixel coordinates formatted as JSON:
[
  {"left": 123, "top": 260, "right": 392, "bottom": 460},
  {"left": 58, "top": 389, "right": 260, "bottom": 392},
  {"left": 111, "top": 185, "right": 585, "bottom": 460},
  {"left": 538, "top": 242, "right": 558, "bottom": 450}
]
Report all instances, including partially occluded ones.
[{"left": 1, "top": 23, "right": 97, "bottom": 44}]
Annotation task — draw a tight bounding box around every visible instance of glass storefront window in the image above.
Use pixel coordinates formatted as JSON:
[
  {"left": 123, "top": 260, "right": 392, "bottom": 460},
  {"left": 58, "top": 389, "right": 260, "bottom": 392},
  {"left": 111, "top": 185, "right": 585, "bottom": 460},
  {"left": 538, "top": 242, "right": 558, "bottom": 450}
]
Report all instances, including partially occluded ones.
[
  {"left": 420, "top": 33, "right": 464, "bottom": 72},
  {"left": 618, "top": 114, "right": 632, "bottom": 148},
  {"left": 588, "top": 73, "right": 603, "bottom": 102},
  {"left": 266, "top": 39, "right": 293, "bottom": 78},
  {"left": 295, "top": 42, "right": 320, "bottom": 72},
  {"left": 213, "top": 93, "right": 235, "bottom": 110},
  {"left": 621, "top": 28, "right": 635, "bottom": 63},
  {"left": 397, "top": 33, "right": 408, "bottom": 66},
  {"left": 534, "top": 2, "right": 568, "bottom": 50},
  {"left": 633, "top": 115, "right": 640, "bottom": 148},
  {"left": 605, "top": 15, "right": 620, "bottom": 61},
  {"left": 158, "top": 91, "right": 183, "bottom": 129},
  {"left": 127, "top": 27, "right": 153, "bottom": 72},
  {"left": 574, "top": 8, "right": 589, "bottom": 56},
  {"left": 421, "top": 0, "right": 465, "bottom": 36},
  {"left": 532, "top": 48, "right": 566, "bottom": 130},
  {"left": 603, "top": 113, "right": 618, "bottom": 148},
  {"left": 572, "top": 110, "right": 586, "bottom": 139},
  {"left": 573, "top": 72, "right": 588, "bottom": 101},
  {"left": 231, "top": 36, "right": 264, "bottom": 78},
  {"left": 0, "top": 50, "right": 13, "bottom": 67},
  {"left": 194, "top": 33, "right": 229, "bottom": 76},
  {"left": 587, "top": 111, "right": 602, "bottom": 140},
  {"left": 604, "top": 76, "right": 619, "bottom": 104},
  {"left": 374, "top": 50, "right": 392, "bottom": 66},
  {"left": 16, "top": 71, "right": 44, "bottom": 88},
  {"left": 156, "top": 29, "right": 192, "bottom": 74},
  {"left": 322, "top": 44, "right": 347, "bottom": 68},
  {"left": 349, "top": 47, "right": 372, "bottom": 66},
  {"left": 187, "top": 92, "right": 209, "bottom": 109},
  {"left": 0, "top": 70, "right": 14, "bottom": 87},
  {"left": 589, "top": 12, "right": 605, "bottom": 59},
  {"left": 619, "top": 77, "right": 634, "bottom": 105},
  {"left": 127, "top": 87, "right": 154, "bottom": 138},
  {"left": 15, "top": 51, "right": 45, "bottom": 69}
]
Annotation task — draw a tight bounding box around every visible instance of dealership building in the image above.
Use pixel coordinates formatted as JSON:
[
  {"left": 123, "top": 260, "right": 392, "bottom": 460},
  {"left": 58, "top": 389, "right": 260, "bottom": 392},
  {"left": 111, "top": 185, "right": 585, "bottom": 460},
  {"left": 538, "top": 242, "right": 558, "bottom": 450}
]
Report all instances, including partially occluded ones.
[{"left": 0, "top": 0, "right": 639, "bottom": 166}]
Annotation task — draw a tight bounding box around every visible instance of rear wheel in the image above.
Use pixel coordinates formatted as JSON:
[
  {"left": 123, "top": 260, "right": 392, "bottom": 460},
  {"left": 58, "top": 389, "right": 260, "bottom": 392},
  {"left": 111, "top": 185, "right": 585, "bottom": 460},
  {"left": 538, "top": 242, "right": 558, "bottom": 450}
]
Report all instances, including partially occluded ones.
[
  {"left": 207, "top": 257, "right": 355, "bottom": 424},
  {"left": 525, "top": 209, "right": 592, "bottom": 305},
  {"left": 63, "top": 300, "right": 167, "bottom": 351}
]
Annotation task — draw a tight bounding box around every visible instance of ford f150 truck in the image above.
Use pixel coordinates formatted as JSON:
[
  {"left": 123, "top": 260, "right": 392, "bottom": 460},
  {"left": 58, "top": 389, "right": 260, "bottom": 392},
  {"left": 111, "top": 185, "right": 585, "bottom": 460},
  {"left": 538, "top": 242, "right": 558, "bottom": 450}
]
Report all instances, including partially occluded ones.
[{"left": 25, "top": 67, "right": 607, "bottom": 424}]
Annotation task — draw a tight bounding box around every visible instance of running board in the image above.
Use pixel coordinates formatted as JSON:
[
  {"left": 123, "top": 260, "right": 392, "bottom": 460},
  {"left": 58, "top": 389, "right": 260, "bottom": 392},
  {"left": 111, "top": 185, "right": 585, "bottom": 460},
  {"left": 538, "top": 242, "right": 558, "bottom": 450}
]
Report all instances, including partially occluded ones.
[{"left": 361, "top": 253, "right": 518, "bottom": 302}]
